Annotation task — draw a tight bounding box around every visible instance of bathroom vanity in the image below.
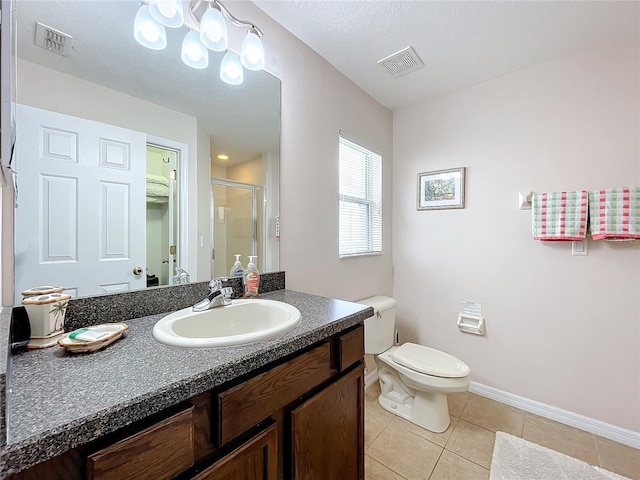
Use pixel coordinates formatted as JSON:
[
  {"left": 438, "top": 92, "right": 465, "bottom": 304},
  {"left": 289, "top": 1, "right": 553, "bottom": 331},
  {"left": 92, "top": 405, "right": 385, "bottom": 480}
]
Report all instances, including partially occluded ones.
[{"left": 0, "top": 288, "right": 372, "bottom": 479}]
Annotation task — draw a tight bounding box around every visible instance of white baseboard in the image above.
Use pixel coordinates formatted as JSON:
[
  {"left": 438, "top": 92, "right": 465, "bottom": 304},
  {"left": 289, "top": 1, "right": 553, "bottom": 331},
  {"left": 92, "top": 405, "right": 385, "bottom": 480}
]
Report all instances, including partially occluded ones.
[
  {"left": 364, "top": 369, "right": 378, "bottom": 389},
  {"left": 363, "top": 373, "right": 638, "bottom": 448},
  {"left": 470, "top": 381, "right": 640, "bottom": 449}
]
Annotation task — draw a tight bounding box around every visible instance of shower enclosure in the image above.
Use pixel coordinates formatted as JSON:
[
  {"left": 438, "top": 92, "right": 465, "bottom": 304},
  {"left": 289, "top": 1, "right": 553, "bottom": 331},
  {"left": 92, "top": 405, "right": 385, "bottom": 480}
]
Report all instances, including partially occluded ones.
[{"left": 211, "top": 178, "right": 265, "bottom": 278}]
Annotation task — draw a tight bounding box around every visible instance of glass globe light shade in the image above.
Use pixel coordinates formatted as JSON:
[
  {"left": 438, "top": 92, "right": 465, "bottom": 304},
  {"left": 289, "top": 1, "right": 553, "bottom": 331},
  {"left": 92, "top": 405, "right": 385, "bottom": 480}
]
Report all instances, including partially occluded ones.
[
  {"left": 200, "top": 7, "right": 228, "bottom": 51},
  {"left": 181, "top": 30, "right": 209, "bottom": 69},
  {"left": 220, "top": 51, "right": 244, "bottom": 85},
  {"left": 240, "top": 30, "right": 265, "bottom": 71},
  {"left": 134, "top": 5, "right": 167, "bottom": 50},
  {"left": 149, "top": 0, "right": 184, "bottom": 28}
]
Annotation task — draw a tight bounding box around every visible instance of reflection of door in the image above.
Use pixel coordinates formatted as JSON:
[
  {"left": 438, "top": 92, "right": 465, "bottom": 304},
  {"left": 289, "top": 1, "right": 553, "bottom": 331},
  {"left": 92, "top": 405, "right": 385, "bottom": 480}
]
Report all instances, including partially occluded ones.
[
  {"left": 15, "top": 105, "right": 147, "bottom": 301},
  {"left": 145, "top": 145, "right": 179, "bottom": 286},
  {"left": 211, "top": 179, "right": 264, "bottom": 278}
]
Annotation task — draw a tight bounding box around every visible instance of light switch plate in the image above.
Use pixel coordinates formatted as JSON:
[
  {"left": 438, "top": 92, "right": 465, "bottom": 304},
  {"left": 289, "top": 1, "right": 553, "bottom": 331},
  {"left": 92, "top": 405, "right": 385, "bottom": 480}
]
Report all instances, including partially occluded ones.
[{"left": 572, "top": 240, "right": 588, "bottom": 256}]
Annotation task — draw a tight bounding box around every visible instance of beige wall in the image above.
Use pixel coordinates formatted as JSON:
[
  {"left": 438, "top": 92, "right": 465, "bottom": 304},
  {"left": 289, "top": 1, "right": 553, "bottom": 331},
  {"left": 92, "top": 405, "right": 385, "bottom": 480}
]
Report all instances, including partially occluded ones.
[
  {"left": 228, "top": 156, "right": 265, "bottom": 185},
  {"left": 231, "top": 2, "right": 394, "bottom": 301},
  {"left": 393, "top": 45, "right": 640, "bottom": 432}
]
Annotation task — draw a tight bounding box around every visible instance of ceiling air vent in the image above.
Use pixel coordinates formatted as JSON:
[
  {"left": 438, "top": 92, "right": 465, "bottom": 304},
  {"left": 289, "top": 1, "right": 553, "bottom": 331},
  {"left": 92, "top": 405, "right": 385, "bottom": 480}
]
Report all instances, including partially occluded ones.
[
  {"left": 378, "top": 46, "right": 424, "bottom": 78},
  {"left": 34, "top": 22, "right": 73, "bottom": 57}
]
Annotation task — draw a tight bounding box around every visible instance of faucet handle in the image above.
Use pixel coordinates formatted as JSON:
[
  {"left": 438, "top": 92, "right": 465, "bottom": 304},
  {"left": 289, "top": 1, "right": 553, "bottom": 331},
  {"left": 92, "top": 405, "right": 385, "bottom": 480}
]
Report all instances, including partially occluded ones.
[
  {"left": 209, "top": 277, "right": 229, "bottom": 290},
  {"left": 220, "top": 287, "right": 233, "bottom": 297}
]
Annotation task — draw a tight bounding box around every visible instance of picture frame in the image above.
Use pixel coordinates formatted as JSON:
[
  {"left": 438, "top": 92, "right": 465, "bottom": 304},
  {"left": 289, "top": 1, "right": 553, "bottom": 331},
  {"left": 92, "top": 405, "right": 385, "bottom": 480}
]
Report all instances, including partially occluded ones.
[{"left": 417, "top": 167, "right": 466, "bottom": 210}]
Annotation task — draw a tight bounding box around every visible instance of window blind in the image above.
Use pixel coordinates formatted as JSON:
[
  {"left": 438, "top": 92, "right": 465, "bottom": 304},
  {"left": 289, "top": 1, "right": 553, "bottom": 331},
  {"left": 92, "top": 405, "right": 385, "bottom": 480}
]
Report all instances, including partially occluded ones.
[{"left": 338, "top": 135, "right": 382, "bottom": 258}]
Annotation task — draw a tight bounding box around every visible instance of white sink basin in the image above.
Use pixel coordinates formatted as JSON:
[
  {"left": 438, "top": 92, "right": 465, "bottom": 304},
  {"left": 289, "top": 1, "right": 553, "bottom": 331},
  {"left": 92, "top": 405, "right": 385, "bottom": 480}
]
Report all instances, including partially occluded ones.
[{"left": 152, "top": 299, "right": 302, "bottom": 348}]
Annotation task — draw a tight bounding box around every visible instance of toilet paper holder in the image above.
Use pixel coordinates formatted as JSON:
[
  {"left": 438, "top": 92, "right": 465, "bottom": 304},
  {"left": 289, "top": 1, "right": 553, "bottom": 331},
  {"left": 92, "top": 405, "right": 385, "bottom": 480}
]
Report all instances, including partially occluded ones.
[{"left": 457, "top": 314, "right": 485, "bottom": 335}]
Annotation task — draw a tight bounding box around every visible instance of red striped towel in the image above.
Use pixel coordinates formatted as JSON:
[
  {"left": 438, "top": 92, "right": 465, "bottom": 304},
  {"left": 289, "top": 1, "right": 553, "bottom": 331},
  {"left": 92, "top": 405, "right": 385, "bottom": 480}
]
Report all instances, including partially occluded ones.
[
  {"left": 532, "top": 191, "right": 588, "bottom": 241},
  {"left": 589, "top": 187, "right": 640, "bottom": 242}
]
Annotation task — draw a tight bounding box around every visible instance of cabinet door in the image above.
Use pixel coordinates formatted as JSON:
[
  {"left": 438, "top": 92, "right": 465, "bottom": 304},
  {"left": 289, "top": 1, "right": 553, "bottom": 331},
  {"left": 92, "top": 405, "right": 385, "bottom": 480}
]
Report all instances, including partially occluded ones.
[
  {"left": 290, "top": 366, "right": 364, "bottom": 480},
  {"left": 193, "top": 424, "right": 277, "bottom": 480}
]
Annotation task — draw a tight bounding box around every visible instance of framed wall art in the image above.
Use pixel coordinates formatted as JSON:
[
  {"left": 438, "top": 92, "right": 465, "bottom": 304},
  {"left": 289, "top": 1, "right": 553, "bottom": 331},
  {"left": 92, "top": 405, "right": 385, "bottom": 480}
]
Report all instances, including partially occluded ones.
[{"left": 417, "top": 167, "right": 466, "bottom": 210}]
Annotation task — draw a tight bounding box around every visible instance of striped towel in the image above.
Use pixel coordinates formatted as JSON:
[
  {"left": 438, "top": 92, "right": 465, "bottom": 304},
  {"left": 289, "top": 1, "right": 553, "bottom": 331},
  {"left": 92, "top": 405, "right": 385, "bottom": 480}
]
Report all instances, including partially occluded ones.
[
  {"left": 532, "top": 191, "right": 588, "bottom": 241},
  {"left": 589, "top": 187, "right": 640, "bottom": 242}
]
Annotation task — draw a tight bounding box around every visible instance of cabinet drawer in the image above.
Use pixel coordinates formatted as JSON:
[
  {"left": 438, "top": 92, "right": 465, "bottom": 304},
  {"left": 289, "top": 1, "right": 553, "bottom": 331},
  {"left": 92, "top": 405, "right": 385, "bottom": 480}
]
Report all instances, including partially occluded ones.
[
  {"left": 338, "top": 325, "right": 364, "bottom": 371},
  {"left": 216, "top": 342, "right": 333, "bottom": 445},
  {"left": 86, "top": 407, "right": 194, "bottom": 480}
]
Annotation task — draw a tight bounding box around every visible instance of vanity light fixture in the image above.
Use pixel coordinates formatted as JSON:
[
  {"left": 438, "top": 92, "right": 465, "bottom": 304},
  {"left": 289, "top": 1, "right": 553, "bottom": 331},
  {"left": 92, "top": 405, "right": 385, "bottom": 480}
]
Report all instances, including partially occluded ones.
[{"left": 133, "top": 0, "right": 265, "bottom": 85}]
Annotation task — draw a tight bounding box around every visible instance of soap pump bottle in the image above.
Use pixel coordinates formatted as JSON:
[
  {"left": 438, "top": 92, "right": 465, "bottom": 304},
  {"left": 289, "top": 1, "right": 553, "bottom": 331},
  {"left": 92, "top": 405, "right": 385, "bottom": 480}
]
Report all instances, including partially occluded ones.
[
  {"left": 243, "top": 256, "right": 260, "bottom": 298},
  {"left": 229, "top": 255, "right": 244, "bottom": 278}
]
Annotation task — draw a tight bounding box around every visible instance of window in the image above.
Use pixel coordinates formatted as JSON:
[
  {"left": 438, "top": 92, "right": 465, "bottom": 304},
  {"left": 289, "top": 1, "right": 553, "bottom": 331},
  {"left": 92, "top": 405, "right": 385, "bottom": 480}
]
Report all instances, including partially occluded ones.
[{"left": 339, "top": 134, "right": 382, "bottom": 257}]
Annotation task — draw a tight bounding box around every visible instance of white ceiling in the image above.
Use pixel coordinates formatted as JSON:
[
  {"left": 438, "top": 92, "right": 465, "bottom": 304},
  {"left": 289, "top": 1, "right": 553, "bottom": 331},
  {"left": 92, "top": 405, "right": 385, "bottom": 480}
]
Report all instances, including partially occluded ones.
[{"left": 253, "top": 0, "right": 640, "bottom": 111}]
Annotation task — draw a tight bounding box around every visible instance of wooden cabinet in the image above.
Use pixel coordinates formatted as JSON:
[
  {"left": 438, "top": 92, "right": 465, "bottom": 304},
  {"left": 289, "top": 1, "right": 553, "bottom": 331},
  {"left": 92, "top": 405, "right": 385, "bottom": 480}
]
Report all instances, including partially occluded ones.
[
  {"left": 191, "top": 424, "right": 277, "bottom": 480},
  {"left": 9, "top": 324, "right": 365, "bottom": 480},
  {"left": 290, "top": 366, "right": 364, "bottom": 480}
]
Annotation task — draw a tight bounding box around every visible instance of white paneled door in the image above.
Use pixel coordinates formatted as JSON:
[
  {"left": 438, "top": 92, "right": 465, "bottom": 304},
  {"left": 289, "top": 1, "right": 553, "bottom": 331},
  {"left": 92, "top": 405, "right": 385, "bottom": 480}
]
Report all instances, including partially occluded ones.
[{"left": 15, "top": 105, "right": 147, "bottom": 301}]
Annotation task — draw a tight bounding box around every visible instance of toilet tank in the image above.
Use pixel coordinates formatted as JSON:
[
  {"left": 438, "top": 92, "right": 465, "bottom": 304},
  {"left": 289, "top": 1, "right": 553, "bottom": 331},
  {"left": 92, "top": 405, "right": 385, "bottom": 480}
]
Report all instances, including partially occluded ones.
[{"left": 358, "top": 296, "right": 397, "bottom": 354}]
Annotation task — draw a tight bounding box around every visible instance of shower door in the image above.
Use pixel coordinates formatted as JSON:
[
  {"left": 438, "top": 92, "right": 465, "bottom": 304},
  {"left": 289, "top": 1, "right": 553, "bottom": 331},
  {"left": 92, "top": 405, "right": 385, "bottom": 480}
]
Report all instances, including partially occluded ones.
[{"left": 211, "top": 179, "right": 265, "bottom": 278}]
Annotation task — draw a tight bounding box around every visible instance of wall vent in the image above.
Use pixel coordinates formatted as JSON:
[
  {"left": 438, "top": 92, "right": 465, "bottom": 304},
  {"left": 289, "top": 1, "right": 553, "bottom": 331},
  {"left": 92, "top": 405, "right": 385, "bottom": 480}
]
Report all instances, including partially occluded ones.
[
  {"left": 35, "top": 22, "right": 73, "bottom": 57},
  {"left": 377, "top": 46, "right": 424, "bottom": 78}
]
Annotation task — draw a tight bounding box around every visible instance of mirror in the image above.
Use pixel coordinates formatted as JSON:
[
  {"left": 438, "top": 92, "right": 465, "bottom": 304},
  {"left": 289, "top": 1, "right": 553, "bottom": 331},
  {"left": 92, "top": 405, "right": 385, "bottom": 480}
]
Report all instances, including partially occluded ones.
[{"left": 13, "top": 0, "right": 280, "bottom": 302}]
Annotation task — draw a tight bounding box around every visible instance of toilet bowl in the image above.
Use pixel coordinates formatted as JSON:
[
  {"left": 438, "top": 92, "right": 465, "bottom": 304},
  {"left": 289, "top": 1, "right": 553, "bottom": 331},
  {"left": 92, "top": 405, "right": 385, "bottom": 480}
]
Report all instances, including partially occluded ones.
[{"left": 359, "top": 296, "right": 470, "bottom": 433}]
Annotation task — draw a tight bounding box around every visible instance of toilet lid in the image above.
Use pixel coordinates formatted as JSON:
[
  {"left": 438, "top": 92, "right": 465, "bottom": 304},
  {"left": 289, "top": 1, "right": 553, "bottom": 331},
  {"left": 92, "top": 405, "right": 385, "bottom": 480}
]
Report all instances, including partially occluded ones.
[{"left": 391, "top": 343, "right": 470, "bottom": 378}]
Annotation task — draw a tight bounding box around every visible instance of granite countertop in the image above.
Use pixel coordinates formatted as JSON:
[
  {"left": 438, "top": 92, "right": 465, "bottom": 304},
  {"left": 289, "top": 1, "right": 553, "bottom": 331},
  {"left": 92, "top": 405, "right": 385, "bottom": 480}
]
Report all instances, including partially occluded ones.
[{"left": 1, "top": 289, "right": 373, "bottom": 477}]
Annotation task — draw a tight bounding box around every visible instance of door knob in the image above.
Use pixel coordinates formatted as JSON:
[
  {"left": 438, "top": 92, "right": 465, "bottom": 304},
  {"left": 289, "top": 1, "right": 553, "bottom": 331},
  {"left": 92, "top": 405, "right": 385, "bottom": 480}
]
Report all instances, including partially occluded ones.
[{"left": 132, "top": 266, "right": 143, "bottom": 275}]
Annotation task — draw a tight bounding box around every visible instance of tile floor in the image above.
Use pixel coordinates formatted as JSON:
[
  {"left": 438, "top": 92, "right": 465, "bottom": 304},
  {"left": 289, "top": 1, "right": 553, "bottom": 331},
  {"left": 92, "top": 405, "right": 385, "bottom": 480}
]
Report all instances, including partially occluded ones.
[{"left": 365, "top": 383, "right": 640, "bottom": 480}]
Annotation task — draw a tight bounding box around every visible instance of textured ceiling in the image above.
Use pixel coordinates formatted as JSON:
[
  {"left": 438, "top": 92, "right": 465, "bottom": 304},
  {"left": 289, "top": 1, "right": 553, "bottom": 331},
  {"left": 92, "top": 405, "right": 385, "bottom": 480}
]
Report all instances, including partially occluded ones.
[{"left": 254, "top": 0, "right": 640, "bottom": 111}]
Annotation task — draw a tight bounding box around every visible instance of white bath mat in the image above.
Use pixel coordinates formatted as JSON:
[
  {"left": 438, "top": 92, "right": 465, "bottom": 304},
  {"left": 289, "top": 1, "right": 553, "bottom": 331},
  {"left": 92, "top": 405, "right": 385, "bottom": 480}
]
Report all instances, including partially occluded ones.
[{"left": 490, "top": 431, "right": 630, "bottom": 480}]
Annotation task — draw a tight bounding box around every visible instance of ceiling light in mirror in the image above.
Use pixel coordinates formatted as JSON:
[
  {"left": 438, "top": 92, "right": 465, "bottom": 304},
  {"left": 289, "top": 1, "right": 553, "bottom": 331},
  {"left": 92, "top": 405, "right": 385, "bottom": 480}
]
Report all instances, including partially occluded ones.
[
  {"left": 181, "top": 30, "right": 209, "bottom": 69},
  {"left": 220, "top": 51, "right": 243, "bottom": 85},
  {"left": 149, "top": 0, "right": 185, "bottom": 28},
  {"left": 200, "top": 6, "right": 228, "bottom": 51},
  {"left": 217, "top": 154, "right": 229, "bottom": 160},
  {"left": 134, "top": 0, "right": 265, "bottom": 85},
  {"left": 134, "top": 5, "right": 167, "bottom": 50}
]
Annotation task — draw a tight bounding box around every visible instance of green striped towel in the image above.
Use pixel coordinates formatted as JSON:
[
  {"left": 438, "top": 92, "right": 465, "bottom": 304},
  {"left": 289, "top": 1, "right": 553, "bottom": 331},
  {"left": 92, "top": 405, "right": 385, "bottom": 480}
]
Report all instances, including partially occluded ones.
[{"left": 532, "top": 191, "right": 588, "bottom": 241}]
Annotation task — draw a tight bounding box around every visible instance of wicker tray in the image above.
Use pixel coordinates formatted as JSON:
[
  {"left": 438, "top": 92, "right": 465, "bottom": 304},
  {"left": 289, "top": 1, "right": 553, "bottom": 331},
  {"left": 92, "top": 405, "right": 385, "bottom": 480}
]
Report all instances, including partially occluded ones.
[{"left": 58, "top": 323, "right": 129, "bottom": 353}]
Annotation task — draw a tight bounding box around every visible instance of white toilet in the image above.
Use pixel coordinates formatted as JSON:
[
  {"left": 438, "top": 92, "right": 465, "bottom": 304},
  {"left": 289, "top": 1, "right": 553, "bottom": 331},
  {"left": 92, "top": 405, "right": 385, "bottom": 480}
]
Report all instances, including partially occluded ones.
[{"left": 359, "top": 296, "right": 470, "bottom": 433}]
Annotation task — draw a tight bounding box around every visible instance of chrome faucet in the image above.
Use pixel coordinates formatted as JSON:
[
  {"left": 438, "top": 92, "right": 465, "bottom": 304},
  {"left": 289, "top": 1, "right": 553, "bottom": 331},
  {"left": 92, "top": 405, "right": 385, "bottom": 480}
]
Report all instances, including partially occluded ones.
[
  {"left": 192, "top": 277, "right": 233, "bottom": 312},
  {"left": 173, "top": 266, "right": 191, "bottom": 285}
]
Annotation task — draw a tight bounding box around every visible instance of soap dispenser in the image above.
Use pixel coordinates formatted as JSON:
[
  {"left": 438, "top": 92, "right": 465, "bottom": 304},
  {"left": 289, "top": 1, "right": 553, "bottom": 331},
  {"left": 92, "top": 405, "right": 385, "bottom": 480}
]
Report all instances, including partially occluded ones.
[
  {"left": 229, "top": 254, "right": 244, "bottom": 278},
  {"left": 243, "top": 256, "right": 260, "bottom": 298}
]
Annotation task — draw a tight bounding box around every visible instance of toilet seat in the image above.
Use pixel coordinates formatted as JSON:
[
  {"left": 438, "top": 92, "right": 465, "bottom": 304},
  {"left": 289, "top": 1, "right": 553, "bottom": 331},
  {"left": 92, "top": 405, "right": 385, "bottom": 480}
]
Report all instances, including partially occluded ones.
[
  {"left": 391, "top": 343, "right": 470, "bottom": 378},
  {"left": 377, "top": 347, "right": 470, "bottom": 394}
]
